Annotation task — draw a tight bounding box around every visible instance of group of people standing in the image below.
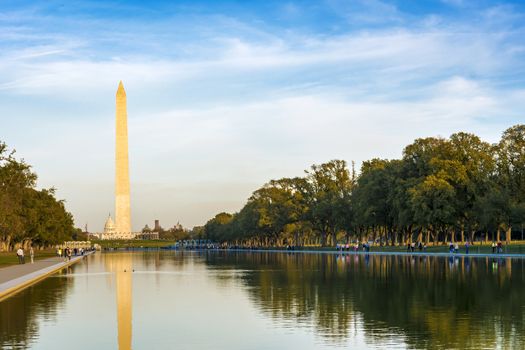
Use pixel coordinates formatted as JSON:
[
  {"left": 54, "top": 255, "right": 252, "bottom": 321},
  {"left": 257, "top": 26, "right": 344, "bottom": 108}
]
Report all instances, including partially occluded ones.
[
  {"left": 447, "top": 241, "right": 505, "bottom": 254},
  {"left": 448, "top": 242, "right": 467, "bottom": 254},
  {"left": 407, "top": 242, "right": 427, "bottom": 252},
  {"left": 14, "top": 246, "right": 91, "bottom": 265},
  {"left": 56, "top": 247, "right": 86, "bottom": 261},
  {"left": 491, "top": 241, "right": 504, "bottom": 254},
  {"left": 16, "top": 247, "right": 34, "bottom": 264},
  {"left": 336, "top": 243, "right": 371, "bottom": 252}
]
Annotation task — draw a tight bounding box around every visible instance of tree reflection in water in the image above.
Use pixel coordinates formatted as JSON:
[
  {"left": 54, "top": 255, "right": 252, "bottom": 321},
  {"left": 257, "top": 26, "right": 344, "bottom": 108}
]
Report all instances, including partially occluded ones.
[
  {"left": 205, "top": 252, "right": 525, "bottom": 349},
  {"left": 0, "top": 266, "right": 74, "bottom": 349}
]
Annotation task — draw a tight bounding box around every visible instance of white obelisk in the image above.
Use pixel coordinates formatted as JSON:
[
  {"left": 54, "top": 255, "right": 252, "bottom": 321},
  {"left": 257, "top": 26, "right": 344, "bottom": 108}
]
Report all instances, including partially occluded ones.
[{"left": 115, "top": 81, "right": 132, "bottom": 236}]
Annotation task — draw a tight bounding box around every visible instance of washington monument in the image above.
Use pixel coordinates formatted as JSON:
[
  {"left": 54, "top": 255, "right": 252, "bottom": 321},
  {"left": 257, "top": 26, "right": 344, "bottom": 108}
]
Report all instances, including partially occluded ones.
[{"left": 115, "top": 81, "right": 132, "bottom": 235}]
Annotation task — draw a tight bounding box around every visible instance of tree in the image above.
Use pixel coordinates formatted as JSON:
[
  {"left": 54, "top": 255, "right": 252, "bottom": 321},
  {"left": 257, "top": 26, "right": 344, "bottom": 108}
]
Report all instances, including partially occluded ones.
[
  {"left": 304, "top": 160, "right": 353, "bottom": 246},
  {"left": 204, "top": 212, "right": 234, "bottom": 242},
  {"left": 0, "top": 141, "right": 75, "bottom": 250},
  {"left": 409, "top": 175, "right": 456, "bottom": 243},
  {"left": 497, "top": 125, "right": 525, "bottom": 243}
]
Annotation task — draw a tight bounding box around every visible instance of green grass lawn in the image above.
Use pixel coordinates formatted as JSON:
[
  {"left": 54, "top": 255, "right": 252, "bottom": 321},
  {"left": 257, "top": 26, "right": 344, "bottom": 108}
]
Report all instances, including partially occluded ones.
[
  {"left": 237, "top": 242, "right": 525, "bottom": 255},
  {"left": 0, "top": 249, "right": 57, "bottom": 268},
  {"left": 345, "top": 241, "right": 525, "bottom": 254}
]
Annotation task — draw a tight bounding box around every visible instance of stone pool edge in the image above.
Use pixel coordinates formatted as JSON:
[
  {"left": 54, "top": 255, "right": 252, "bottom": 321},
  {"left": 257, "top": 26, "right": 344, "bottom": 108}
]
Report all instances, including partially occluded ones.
[
  {"left": 199, "top": 248, "right": 525, "bottom": 259},
  {"left": 0, "top": 251, "right": 95, "bottom": 302}
]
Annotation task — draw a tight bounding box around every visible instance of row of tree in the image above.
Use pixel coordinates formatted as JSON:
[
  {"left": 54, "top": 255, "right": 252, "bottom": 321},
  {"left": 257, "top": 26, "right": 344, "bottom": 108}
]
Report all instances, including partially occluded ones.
[
  {"left": 202, "top": 125, "right": 525, "bottom": 246},
  {"left": 142, "top": 225, "right": 191, "bottom": 241},
  {"left": 0, "top": 141, "right": 76, "bottom": 251}
]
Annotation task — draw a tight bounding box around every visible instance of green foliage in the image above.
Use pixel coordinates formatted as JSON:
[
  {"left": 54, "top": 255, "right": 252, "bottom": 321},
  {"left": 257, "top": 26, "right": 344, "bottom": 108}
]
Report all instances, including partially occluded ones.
[
  {"left": 159, "top": 227, "right": 191, "bottom": 241},
  {"left": 203, "top": 125, "right": 525, "bottom": 247},
  {"left": 0, "top": 141, "right": 76, "bottom": 250}
]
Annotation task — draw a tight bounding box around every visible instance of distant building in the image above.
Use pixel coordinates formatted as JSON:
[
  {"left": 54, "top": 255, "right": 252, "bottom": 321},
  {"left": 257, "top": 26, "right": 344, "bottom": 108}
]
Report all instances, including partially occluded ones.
[
  {"left": 104, "top": 215, "right": 116, "bottom": 236},
  {"left": 137, "top": 220, "right": 160, "bottom": 240},
  {"left": 136, "top": 231, "right": 159, "bottom": 240},
  {"left": 98, "top": 214, "right": 139, "bottom": 240},
  {"left": 154, "top": 220, "right": 161, "bottom": 232}
]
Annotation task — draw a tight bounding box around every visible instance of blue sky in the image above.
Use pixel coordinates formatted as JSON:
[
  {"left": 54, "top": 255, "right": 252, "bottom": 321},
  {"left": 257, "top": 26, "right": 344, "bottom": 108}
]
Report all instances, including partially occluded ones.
[{"left": 1, "top": 0, "right": 525, "bottom": 231}]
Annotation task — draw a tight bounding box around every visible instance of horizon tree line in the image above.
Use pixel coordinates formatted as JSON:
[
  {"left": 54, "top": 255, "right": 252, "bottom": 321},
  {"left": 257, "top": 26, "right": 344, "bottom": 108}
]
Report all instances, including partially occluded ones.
[{"left": 202, "top": 124, "right": 525, "bottom": 247}]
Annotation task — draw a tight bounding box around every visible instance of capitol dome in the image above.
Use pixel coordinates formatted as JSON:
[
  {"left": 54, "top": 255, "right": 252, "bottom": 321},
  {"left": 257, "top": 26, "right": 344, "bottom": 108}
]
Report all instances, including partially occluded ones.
[{"left": 104, "top": 215, "right": 115, "bottom": 234}]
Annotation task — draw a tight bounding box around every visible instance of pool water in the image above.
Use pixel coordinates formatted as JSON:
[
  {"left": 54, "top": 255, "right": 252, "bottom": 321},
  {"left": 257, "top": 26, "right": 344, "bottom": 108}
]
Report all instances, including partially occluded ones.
[{"left": 1, "top": 251, "right": 524, "bottom": 349}]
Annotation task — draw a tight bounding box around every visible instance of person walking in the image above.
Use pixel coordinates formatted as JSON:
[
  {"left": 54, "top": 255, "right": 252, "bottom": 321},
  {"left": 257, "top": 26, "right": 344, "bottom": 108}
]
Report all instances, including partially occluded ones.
[
  {"left": 16, "top": 247, "right": 25, "bottom": 264},
  {"left": 465, "top": 241, "right": 469, "bottom": 255},
  {"left": 491, "top": 242, "right": 496, "bottom": 254},
  {"left": 454, "top": 243, "right": 459, "bottom": 254},
  {"left": 30, "top": 246, "right": 34, "bottom": 264}
]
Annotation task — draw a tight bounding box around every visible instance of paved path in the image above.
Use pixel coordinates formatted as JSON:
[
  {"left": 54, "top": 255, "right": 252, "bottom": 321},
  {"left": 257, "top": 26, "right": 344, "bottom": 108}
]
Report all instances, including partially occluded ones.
[
  {"left": 0, "top": 256, "right": 64, "bottom": 284},
  {"left": 0, "top": 252, "right": 94, "bottom": 301}
]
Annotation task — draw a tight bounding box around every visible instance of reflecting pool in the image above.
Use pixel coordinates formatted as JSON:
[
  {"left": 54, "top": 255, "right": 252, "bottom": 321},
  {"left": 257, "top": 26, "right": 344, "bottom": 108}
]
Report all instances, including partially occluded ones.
[{"left": 1, "top": 251, "right": 525, "bottom": 349}]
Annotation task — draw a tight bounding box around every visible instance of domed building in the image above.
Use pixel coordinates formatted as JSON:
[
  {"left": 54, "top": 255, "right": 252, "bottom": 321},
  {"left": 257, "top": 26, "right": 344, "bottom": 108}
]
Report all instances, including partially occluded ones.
[
  {"left": 98, "top": 214, "right": 116, "bottom": 240},
  {"left": 100, "top": 214, "right": 137, "bottom": 240},
  {"left": 104, "top": 215, "right": 116, "bottom": 236}
]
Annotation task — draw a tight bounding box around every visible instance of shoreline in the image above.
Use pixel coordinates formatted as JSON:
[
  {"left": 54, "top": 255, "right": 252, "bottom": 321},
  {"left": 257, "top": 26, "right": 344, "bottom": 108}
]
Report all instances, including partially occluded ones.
[
  {"left": 0, "top": 251, "right": 95, "bottom": 301},
  {"left": 210, "top": 248, "right": 525, "bottom": 259},
  {"left": 102, "top": 246, "right": 525, "bottom": 259}
]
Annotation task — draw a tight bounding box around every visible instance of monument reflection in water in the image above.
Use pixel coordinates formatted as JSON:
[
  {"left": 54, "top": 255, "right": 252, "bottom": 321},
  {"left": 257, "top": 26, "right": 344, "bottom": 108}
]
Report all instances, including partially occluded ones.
[{"left": 105, "top": 253, "right": 133, "bottom": 350}]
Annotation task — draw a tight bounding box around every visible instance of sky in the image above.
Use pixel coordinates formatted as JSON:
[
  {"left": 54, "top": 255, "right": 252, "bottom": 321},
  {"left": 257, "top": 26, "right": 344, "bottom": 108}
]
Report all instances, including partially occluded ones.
[{"left": 1, "top": 0, "right": 525, "bottom": 232}]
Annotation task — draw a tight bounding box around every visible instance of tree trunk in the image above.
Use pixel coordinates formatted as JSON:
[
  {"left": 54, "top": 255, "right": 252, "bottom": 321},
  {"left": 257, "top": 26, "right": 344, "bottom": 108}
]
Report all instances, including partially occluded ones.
[{"left": 506, "top": 226, "right": 512, "bottom": 244}]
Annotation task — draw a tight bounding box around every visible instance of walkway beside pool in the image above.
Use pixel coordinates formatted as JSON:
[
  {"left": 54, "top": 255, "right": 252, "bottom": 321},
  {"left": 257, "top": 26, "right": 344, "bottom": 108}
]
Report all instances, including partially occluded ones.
[{"left": 0, "top": 251, "right": 94, "bottom": 301}]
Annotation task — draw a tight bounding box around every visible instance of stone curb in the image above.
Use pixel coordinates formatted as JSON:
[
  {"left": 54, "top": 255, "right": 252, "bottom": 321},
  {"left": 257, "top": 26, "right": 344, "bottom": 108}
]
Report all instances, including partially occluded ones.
[
  {"left": 210, "top": 249, "right": 525, "bottom": 259},
  {"left": 0, "top": 251, "right": 95, "bottom": 302}
]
